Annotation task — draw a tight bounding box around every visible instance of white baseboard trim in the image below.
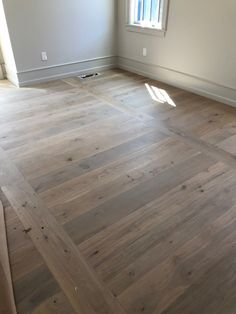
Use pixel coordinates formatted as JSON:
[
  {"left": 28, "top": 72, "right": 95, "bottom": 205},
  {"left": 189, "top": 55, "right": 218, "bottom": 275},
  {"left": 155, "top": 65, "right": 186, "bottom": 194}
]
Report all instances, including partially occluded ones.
[
  {"left": 17, "top": 56, "right": 117, "bottom": 87},
  {"left": 118, "top": 56, "right": 236, "bottom": 108}
]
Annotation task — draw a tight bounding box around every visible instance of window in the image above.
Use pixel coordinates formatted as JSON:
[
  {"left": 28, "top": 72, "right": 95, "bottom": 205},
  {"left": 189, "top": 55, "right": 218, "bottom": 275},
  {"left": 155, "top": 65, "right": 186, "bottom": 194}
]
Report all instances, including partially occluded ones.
[{"left": 127, "top": 0, "right": 169, "bottom": 35}]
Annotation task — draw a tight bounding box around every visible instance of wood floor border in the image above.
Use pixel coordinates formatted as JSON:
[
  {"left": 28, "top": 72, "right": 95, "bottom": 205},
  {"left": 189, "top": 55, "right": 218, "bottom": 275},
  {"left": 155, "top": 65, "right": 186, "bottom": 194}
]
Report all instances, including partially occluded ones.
[
  {"left": 0, "top": 200, "right": 17, "bottom": 314},
  {"left": 0, "top": 147, "right": 126, "bottom": 314},
  {"left": 71, "top": 77, "right": 236, "bottom": 172},
  {"left": 2, "top": 71, "right": 236, "bottom": 313}
]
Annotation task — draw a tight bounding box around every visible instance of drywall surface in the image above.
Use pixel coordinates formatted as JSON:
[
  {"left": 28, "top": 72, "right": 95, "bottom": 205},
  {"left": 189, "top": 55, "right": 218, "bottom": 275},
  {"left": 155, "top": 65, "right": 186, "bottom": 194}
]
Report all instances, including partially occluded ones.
[
  {"left": 0, "top": 47, "right": 3, "bottom": 79},
  {"left": 0, "top": 47, "right": 3, "bottom": 64},
  {"left": 0, "top": 0, "right": 18, "bottom": 83},
  {"left": 118, "top": 0, "right": 236, "bottom": 105},
  {"left": 2, "top": 0, "right": 116, "bottom": 84}
]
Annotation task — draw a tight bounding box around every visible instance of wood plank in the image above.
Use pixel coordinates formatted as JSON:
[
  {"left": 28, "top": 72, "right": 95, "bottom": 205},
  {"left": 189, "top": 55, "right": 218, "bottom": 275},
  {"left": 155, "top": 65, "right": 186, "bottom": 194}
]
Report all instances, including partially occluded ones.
[
  {"left": 0, "top": 200, "right": 17, "bottom": 314},
  {"left": 14, "top": 264, "right": 60, "bottom": 314},
  {"left": 1, "top": 100, "right": 117, "bottom": 151},
  {"left": 3, "top": 194, "right": 73, "bottom": 314},
  {"left": 2, "top": 69, "right": 236, "bottom": 313},
  {"left": 42, "top": 137, "right": 194, "bottom": 208},
  {"left": 118, "top": 210, "right": 236, "bottom": 314},
  {"left": 64, "top": 153, "right": 214, "bottom": 245},
  {"left": 32, "top": 291, "right": 76, "bottom": 314},
  {"left": 0, "top": 147, "right": 126, "bottom": 314},
  {"left": 11, "top": 115, "right": 152, "bottom": 180},
  {"left": 79, "top": 163, "right": 236, "bottom": 286},
  {"left": 31, "top": 130, "right": 167, "bottom": 194},
  {"left": 162, "top": 250, "right": 236, "bottom": 314},
  {"left": 52, "top": 140, "right": 198, "bottom": 225}
]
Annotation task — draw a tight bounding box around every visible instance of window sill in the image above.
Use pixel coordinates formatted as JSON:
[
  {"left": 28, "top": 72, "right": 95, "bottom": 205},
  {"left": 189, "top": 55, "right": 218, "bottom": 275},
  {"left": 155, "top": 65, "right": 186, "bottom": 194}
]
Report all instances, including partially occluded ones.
[{"left": 126, "top": 24, "right": 166, "bottom": 37}]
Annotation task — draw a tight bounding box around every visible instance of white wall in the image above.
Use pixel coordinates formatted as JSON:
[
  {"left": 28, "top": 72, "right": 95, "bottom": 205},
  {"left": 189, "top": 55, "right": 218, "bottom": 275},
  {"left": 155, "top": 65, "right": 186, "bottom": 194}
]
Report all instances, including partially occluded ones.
[
  {"left": 2, "top": 0, "right": 236, "bottom": 105},
  {"left": 118, "top": 0, "right": 236, "bottom": 106},
  {"left": 0, "top": 0, "right": 18, "bottom": 83},
  {"left": 2, "top": 0, "right": 117, "bottom": 85},
  {"left": 0, "top": 47, "right": 3, "bottom": 79},
  {"left": 0, "top": 47, "right": 3, "bottom": 63}
]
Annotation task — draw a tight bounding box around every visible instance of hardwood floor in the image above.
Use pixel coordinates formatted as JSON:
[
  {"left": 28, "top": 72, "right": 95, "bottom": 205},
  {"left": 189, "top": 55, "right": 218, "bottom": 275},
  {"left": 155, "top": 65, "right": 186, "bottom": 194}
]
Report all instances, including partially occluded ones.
[
  {"left": 1, "top": 69, "right": 236, "bottom": 313},
  {"left": 0, "top": 200, "right": 17, "bottom": 314}
]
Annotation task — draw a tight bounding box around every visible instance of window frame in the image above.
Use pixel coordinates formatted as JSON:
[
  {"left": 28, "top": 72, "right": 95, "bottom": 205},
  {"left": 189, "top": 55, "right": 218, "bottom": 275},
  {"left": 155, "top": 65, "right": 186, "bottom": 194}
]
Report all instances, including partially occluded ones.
[{"left": 126, "top": 0, "right": 169, "bottom": 37}]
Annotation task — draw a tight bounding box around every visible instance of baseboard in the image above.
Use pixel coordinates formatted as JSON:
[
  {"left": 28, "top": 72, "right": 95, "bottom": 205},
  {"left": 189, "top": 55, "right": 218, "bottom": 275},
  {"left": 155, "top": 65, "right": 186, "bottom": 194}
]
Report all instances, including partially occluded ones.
[
  {"left": 17, "top": 56, "right": 118, "bottom": 87},
  {"left": 118, "top": 56, "right": 236, "bottom": 108},
  {"left": 9, "top": 54, "right": 236, "bottom": 109}
]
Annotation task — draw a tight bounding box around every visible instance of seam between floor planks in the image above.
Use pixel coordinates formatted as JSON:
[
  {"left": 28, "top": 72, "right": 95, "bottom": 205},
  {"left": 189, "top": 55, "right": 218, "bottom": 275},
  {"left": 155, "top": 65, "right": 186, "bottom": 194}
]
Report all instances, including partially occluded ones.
[
  {"left": 2, "top": 72, "right": 236, "bottom": 313},
  {"left": 65, "top": 77, "right": 236, "bottom": 172},
  {"left": 0, "top": 147, "right": 126, "bottom": 314}
]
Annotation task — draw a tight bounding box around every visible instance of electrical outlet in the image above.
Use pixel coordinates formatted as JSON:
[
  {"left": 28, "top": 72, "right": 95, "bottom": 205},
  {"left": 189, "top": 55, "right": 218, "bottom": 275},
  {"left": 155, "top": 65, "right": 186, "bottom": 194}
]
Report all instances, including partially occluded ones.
[
  {"left": 143, "top": 48, "right": 147, "bottom": 57},
  {"left": 41, "top": 51, "right": 48, "bottom": 61}
]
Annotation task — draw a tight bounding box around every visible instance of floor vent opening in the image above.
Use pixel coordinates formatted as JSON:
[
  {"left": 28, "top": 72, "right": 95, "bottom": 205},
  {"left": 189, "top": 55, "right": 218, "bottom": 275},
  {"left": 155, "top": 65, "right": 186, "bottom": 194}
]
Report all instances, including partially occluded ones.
[{"left": 78, "top": 72, "right": 100, "bottom": 80}]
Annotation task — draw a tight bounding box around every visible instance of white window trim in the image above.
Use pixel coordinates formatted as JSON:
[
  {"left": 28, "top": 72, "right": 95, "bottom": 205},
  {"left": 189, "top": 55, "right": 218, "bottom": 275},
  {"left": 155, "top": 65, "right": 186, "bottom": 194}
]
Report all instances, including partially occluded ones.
[{"left": 126, "top": 0, "right": 169, "bottom": 37}]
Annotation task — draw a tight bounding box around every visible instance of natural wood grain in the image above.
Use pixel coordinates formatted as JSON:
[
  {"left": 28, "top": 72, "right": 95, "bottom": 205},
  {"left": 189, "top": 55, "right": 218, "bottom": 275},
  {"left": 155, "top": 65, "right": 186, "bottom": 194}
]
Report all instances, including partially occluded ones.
[
  {"left": 2, "top": 196, "right": 74, "bottom": 314},
  {"left": 0, "top": 200, "right": 17, "bottom": 314},
  {"left": 2, "top": 69, "right": 236, "bottom": 313},
  {"left": 32, "top": 291, "right": 75, "bottom": 314},
  {"left": 0, "top": 147, "right": 125, "bottom": 314},
  {"left": 32, "top": 130, "right": 166, "bottom": 194},
  {"left": 79, "top": 162, "right": 235, "bottom": 285}
]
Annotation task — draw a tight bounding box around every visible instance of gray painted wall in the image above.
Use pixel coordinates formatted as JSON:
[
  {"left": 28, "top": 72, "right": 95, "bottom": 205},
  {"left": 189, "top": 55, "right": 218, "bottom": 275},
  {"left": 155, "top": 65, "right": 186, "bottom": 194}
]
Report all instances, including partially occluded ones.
[
  {"left": 118, "top": 0, "right": 236, "bottom": 106},
  {"left": 1, "top": 0, "right": 236, "bottom": 106},
  {"left": 2, "top": 0, "right": 116, "bottom": 84}
]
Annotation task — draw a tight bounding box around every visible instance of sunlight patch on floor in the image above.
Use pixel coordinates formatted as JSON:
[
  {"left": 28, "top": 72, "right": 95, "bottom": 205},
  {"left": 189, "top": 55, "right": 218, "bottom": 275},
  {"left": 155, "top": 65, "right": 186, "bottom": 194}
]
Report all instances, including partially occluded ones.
[{"left": 145, "top": 83, "right": 176, "bottom": 107}]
